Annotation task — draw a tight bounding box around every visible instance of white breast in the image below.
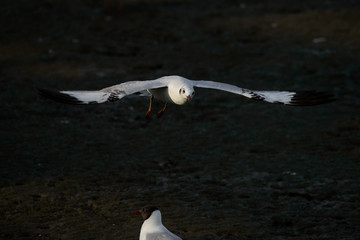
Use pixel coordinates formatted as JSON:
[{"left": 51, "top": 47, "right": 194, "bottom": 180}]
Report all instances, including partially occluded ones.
[{"left": 147, "top": 88, "right": 172, "bottom": 103}]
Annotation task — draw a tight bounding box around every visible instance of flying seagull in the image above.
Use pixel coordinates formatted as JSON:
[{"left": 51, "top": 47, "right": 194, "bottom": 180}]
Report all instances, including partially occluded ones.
[
  {"left": 38, "top": 75, "right": 335, "bottom": 117},
  {"left": 133, "top": 206, "right": 182, "bottom": 240}
]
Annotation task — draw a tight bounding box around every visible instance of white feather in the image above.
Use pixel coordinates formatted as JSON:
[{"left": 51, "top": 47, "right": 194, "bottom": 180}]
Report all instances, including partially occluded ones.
[{"left": 139, "top": 210, "right": 182, "bottom": 240}]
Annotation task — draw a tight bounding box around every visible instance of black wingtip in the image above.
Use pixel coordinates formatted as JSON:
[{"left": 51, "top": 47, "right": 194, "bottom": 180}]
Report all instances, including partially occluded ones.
[
  {"left": 289, "top": 91, "right": 336, "bottom": 106},
  {"left": 38, "top": 88, "right": 83, "bottom": 104}
]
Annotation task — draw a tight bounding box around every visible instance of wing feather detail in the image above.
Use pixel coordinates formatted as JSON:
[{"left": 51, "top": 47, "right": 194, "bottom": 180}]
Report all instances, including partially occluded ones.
[
  {"left": 251, "top": 90, "right": 336, "bottom": 105},
  {"left": 192, "top": 80, "right": 335, "bottom": 106},
  {"left": 38, "top": 88, "right": 111, "bottom": 104},
  {"left": 288, "top": 91, "right": 336, "bottom": 106},
  {"left": 38, "top": 79, "right": 168, "bottom": 105}
]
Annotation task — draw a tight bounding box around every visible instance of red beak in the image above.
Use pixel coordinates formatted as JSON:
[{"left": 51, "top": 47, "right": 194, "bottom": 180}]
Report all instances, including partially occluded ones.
[
  {"left": 186, "top": 95, "right": 191, "bottom": 101},
  {"left": 133, "top": 210, "right": 141, "bottom": 215}
]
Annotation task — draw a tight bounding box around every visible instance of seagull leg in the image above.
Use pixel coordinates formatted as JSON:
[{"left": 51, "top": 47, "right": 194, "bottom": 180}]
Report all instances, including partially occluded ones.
[
  {"left": 157, "top": 102, "right": 167, "bottom": 118},
  {"left": 145, "top": 95, "right": 154, "bottom": 117}
]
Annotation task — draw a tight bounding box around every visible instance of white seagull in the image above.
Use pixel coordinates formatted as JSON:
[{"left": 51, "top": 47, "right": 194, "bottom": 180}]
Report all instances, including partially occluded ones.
[
  {"left": 133, "top": 206, "right": 182, "bottom": 240},
  {"left": 38, "top": 75, "right": 335, "bottom": 117}
]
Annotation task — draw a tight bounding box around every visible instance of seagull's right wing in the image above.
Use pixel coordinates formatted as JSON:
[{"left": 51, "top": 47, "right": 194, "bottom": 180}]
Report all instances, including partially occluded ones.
[
  {"left": 192, "top": 80, "right": 335, "bottom": 106},
  {"left": 38, "top": 79, "right": 168, "bottom": 104}
]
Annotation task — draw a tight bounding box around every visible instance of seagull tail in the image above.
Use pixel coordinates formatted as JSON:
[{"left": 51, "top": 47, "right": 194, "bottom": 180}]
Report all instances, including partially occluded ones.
[{"left": 38, "top": 88, "right": 110, "bottom": 104}]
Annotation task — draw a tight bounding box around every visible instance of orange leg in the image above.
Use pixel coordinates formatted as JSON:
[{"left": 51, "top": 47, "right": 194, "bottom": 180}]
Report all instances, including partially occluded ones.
[
  {"left": 157, "top": 102, "right": 167, "bottom": 118},
  {"left": 145, "top": 95, "right": 154, "bottom": 117}
]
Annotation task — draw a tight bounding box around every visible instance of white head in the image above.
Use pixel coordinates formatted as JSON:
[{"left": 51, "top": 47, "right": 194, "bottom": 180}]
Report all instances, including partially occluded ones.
[{"left": 166, "top": 76, "right": 195, "bottom": 105}]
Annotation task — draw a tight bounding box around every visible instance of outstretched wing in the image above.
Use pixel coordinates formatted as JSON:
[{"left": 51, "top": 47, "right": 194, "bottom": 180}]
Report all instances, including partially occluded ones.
[
  {"left": 38, "top": 79, "right": 168, "bottom": 104},
  {"left": 191, "top": 80, "right": 335, "bottom": 106}
]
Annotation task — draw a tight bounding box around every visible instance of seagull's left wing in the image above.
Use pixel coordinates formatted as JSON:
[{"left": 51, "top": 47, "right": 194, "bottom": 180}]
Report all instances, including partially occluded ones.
[
  {"left": 191, "top": 80, "right": 335, "bottom": 106},
  {"left": 38, "top": 79, "right": 168, "bottom": 104}
]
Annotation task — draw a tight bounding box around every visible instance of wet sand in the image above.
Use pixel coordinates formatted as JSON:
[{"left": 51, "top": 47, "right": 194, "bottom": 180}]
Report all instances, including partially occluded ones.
[{"left": 1, "top": 0, "right": 360, "bottom": 239}]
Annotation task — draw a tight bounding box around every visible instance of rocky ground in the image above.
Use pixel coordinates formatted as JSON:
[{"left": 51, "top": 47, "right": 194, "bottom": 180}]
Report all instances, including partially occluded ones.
[{"left": 1, "top": 0, "right": 360, "bottom": 239}]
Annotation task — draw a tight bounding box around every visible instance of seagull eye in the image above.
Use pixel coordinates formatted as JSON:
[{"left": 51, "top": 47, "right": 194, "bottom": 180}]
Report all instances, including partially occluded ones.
[{"left": 179, "top": 88, "right": 185, "bottom": 94}]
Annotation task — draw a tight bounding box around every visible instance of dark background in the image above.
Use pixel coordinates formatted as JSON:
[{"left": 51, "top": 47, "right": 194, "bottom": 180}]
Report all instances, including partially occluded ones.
[{"left": 1, "top": 0, "right": 359, "bottom": 239}]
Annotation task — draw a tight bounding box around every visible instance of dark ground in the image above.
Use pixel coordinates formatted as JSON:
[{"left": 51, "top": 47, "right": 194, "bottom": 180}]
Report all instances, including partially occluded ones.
[{"left": 1, "top": 0, "right": 360, "bottom": 239}]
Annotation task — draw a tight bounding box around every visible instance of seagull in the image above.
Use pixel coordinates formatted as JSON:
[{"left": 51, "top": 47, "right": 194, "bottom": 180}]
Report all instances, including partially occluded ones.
[
  {"left": 133, "top": 206, "right": 182, "bottom": 240},
  {"left": 38, "top": 75, "right": 335, "bottom": 117}
]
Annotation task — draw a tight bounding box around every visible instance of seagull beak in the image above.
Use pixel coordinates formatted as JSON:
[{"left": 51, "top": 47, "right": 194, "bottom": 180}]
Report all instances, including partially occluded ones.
[
  {"left": 133, "top": 210, "right": 141, "bottom": 215},
  {"left": 186, "top": 95, "right": 191, "bottom": 102}
]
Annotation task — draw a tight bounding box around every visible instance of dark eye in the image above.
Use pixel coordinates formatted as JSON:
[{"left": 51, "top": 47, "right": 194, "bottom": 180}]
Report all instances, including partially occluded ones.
[{"left": 182, "top": 89, "right": 185, "bottom": 94}]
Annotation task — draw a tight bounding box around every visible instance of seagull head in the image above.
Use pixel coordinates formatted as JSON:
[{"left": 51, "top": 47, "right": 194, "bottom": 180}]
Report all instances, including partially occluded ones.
[
  {"left": 166, "top": 75, "right": 195, "bottom": 105},
  {"left": 178, "top": 86, "right": 195, "bottom": 104},
  {"left": 133, "top": 205, "right": 160, "bottom": 220}
]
